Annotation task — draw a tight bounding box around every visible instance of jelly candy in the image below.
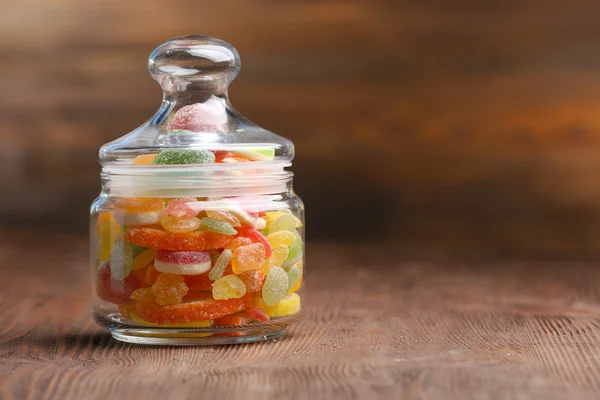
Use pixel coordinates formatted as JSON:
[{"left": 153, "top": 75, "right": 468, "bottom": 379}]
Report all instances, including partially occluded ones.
[
  {"left": 96, "top": 261, "right": 141, "bottom": 305},
  {"left": 266, "top": 231, "right": 296, "bottom": 248},
  {"left": 118, "top": 303, "right": 136, "bottom": 319},
  {"left": 281, "top": 232, "right": 304, "bottom": 268},
  {"left": 246, "top": 306, "right": 270, "bottom": 322},
  {"left": 209, "top": 249, "right": 232, "bottom": 280},
  {"left": 126, "top": 227, "right": 234, "bottom": 251},
  {"left": 167, "top": 102, "right": 228, "bottom": 132},
  {"left": 132, "top": 154, "right": 158, "bottom": 165},
  {"left": 154, "top": 250, "right": 212, "bottom": 275},
  {"left": 236, "top": 227, "right": 272, "bottom": 257},
  {"left": 131, "top": 311, "right": 212, "bottom": 328},
  {"left": 153, "top": 149, "right": 215, "bottom": 165},
  {"left": 214, "top": 151, "right": 235, "bottom": 163},
  {"left": 113, "top": 198, "right": 164, "bottom": 226},
  {"left": 264, "top": 211, "right": 302, "bottom": 230},
  {"left": 164, "top": 198, "right": 198, "bottom": 218},
  {"left": 230, "top": 147, "right": 275, "bottom": 161},
  {"left": 201, "top": 217, "right": 237, "bottom": 236},
  {"left": 160, "top": 212, "right": 202, "bottom": 233},
  {"left": 151, "top": 273, "right": 189, "bottom": 306},
  {"left": 132, "top": 248, "right": 157, "bottom": 270},
  {"left": 135, "top": 292, "right": 250, "bottom": 324},
  {"left": 238, "top": 269, "right": 266, "bottom": 293},
  {"left": 96, "top": 212, "right": 120, "bottom": 261},
  {"left": 183, "top": 272, "right": 215, "bottom": 291},
  {"left": 143, "top": 263, "right": 161, "bottom": 286},
  {"left": 213, "top": 312, "right": 251, "bottom": 326},
  {"left": 288, "top": 261, "right": 303, "bottom": 293},
  {"left": 221, "top": 155, "right": 252, "bottom": 163},
  {"left": 212, "top": 275, "right": 247, "bottom": 300},
  {"left": 226, "top": 237, "right": 253, "bottom": 250},
  {"left": 231, "top": 243, "right": 267, "bottom": 274},
  {"left": 253, "top": 293, "right": 301, "bottom": 317},
  {"left": 267, "top": 214, "right": 297, "bottom": 234},
  {"left": 130, "top": 287, "right": 155, "bottom": 303},
  {"left": 110, "top": 240, "right": 134, "bottom": 281},
  {"left": 286, "top": 266, "right": 300, "bottom": 292},
  {"left": 261, "top": 246, "right": 289, "bottom": 273},
  {"left": 262, "top": 266, "right": 289, "bottom": 307},
  {"left": 205, "top": 210, "right": 241, "bottom": 227}
]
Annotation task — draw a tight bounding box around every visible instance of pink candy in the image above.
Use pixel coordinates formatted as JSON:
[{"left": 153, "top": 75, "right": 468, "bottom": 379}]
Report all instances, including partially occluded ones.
[
  {"left": 156, "top": 250, "right": 211, "bottom": 265},
  {"left": 168, "top": 101, "right": 228, "bottom": 133},
  {"left": 164, "top": 198, "right": 198, "bottom": 218}
]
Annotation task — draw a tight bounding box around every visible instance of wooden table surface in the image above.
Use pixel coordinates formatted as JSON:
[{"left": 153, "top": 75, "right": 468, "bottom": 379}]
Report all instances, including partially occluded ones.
[{"left": 1, "top": 232, "right": 600, "bottom": 399}]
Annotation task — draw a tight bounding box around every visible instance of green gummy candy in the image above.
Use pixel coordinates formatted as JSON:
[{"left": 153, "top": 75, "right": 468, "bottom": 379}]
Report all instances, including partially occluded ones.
[
  {"left": 268, "top": 214, "right": 297, "bottom": 234},
  {"left": 153, "top": 149, "right": 215, "bottom": 165},
  {"left": 262, "top": 266, "right": 289, "bottom": 307},
  {"left": 286, "top": 266, "right": 300, "bottom": 291},
  {"left": 281, "top": 231, "right": 303, "bottom": 268},
  {"left": 109, "top": 241, "right": 133, "bottom": 281},
  {"left": 201, "top": 218, "right": 238, "bottom": 236},
  {"left": 209, "top": 249, "right": 232, "bottom": 281}
]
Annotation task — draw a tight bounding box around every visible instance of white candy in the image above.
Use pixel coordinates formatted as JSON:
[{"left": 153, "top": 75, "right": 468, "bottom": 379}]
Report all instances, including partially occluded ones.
[
  {"left": 113, "top": 209, "right": 161, "bottom": 226},
  {"left": 154, "top": 259, "right": 212, "bottom": 275}
]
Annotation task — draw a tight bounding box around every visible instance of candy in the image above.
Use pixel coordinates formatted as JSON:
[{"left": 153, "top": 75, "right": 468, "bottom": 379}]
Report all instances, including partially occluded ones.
[
  {"left": 213, "top": 312, "right": 251, "bottom": 326},
  {"left": 230, "top": 147, "right": 275, "bottom": 161},
  {"left": 231, "top": 243, "right": 267, "bottom": 274},
  {"left": 132, "top": 154, "right": 158, "bottom": 165},
  {"left": 209, "top": 249, "right": 232, "bottom": 280},
  {"left": 167, "top": 102, "right": 228, "bottom": 132},
  {"left": 236, "top": 227, "right": 272, "bottom": 257},
  {"left": 153, "top": 149, "right": 215, "bottom": 165},
  {"left": 151, "top": 273, "right": 189, "bottom": 306},
  {"left": 205, "top": 210, "right": 241, "bottom": 227},
  {"left": 132, "top": 248, "right": 157, "bottom": 270},
  {"left": 130, "top": 287, "right": 155, "bottom": 303},
  {"left": 226, "top": 237, "right": 253, "bottom": 250},
  {"left": 130, "top": 311, "right": 212, "bottom": 328},
  {"left": 264, "top": 211, "right": 303, "bottom": 229},
  {"left": 160, "top": 212, "right": 202, "bottom": 233},
  {"left": 164, "top": 198, "right": 198, "bottom": 218},
  {"left": 113, "top": 198, "right": 164, "bottom": 226},
  {"left": 222, "top": 156, "right": 252, "bottom": 163},
  {"left": 246, "top": 306, "right": 270, "bottom": 322},
  {"left": 266, "top": 231, "right": 296, "bottom": 248},
  {"left": 214, "top": 151, "right": 235, "bottom": 163},
  {"left": 238, "top": 269, "right": 266, "bottom": 293},
  {"left": 126, "top": 227, "right": 234, "bottom": 251},
  {"left": 97, "top": 261, "right": 141, "bottom": 305},
  {"left": 118, "top": 303, "right": 136, "bottom": 319},
  {"left": 212, "top": 275, "right": 247, "bottom": 300},
  {"left": 262, "top": 266, "right": 289, "bottom": 307},
  {"left": 286, "top": 266, "right": 300, "bottom": 292},
  {"left": 154, "top": 250, "right": 212, "bottom": 275},
  {"left": 201, "top": 218, "right": 237, "bottom": 236},
  {"left": 184, "top": 272, "right": 214, "bottom": 291},
  {"left": 261, "top": 246, "right": 289, "bottom": 273},
  {"left": 253, "top": 293, "right": 301, "bottom": 317},
  {"left": 281, "top": 232, "right": 304, "bottom": 268},
  {"left": 288, "top": 261, "right": 303, "bottom": 293},
  {"left": 96, "top": 212, "right": 121, "bottom": 261},
  {"left": 142, "top": 263, "right": 161, "bottom": 286},
  {"left": 135, "top": 292, "right": 250, "bottom": 324},
  {"left": 267, "top": 214, "right": 297, "bottom": 234},
  {"left": 110, "top": 241, "right": 134, "bottom": 281}
]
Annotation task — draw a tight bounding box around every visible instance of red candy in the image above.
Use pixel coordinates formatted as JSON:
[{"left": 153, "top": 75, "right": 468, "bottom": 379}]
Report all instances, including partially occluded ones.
[
  {"left": 156, "top": 249, "right": 210, "bottom": 264},
  {"left": 213, "top": 312, "right": 251, "bottom": 326},
  {"left": 96, "top": 262, "right": 141, "bottom": 305},
  {"left": 246, "top": 306, "right": 270, "bottom": 322},
  {"left": 168, "top": 103, "right": 227, "bottom": 132},
  {"left": 164, "top": 198, "right": 198, "bottom": 218},
  {"left": 236, "top": 227, "right": 272, "bottom": 257}
]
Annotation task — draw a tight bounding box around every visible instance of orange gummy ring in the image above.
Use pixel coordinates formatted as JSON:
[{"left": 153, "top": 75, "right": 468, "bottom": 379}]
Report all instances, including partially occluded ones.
[
  {"left": 126, "top": 227, "right": 234, "bottom": 251},
  {"left": 135, "top": 293, "right": 250, "bottom": 324}
]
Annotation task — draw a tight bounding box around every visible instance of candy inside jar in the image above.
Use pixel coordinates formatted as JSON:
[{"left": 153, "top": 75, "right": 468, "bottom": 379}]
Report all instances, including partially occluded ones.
[{"left": 90, "top": 36, "right": 304, "bottom": 345}]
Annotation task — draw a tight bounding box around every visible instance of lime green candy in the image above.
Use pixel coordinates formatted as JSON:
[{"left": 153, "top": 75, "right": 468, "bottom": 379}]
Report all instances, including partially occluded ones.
[
  {"left": 281, "top": 231, "right": 303, "bottom": 268},
  {"left": 153, "top": 149, "right": 215, "bottom": 165},
  {"left": 286, "top": 266, "right": 300, "bottom": 291},
  {"left": 201, "top": 218, "right": 238, "bottom": 236},
  {"left": 109, "top": 241, "right": 133, "bottom": 281},
  {"left": 268, "top": 214, "right": 297, "bottom": 234},
  {"left": 209, "top": 249, "right": 232, "bottom": 281},
  {"left": 262, "top": 266, "right": 289, "bottom": 306},
  {"left": 231, "top": 147, "right": 275, "bottom": 161}
]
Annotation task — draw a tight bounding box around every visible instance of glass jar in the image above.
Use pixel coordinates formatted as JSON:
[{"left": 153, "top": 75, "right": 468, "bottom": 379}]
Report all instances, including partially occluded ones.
[{"left": 90, "top": 36, "right": 305, "bottom": 345}]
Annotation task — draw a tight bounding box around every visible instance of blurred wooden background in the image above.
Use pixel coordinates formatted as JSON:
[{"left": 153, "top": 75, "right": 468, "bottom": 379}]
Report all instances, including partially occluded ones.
[{"left": 3, "top": 0, "right": 600, "bottom": 257}]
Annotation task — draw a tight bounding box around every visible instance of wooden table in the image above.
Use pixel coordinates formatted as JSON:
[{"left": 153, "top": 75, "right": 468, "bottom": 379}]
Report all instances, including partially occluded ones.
[{"left": 1, "top": 232, "right": 600, "bottom": 399}]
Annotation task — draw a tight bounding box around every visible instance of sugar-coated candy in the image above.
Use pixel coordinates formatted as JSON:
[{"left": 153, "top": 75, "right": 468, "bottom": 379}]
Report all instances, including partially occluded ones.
[
  {"left": 231, "top": 243, "right": 267, "bottom": 274},
  {"left": 152, "top": 149, "right": 215, "bottom": 165},
  {"left": 130, "top": 287, "right": 155, "bottom": 303},
  {"left": 261, "top": 246, "right": 289, "bottom": 273},
  {"left": 226, "top": 237, "right": 253, "bottom": 250},
  {"left": 212, "top": 275, "right": 247, "bottom": 300},
  {"left": 267, "top": 214, "right": 297, "bottom": 234},
  {"left": 262, "top": 266, "right": 289, "bottom": 307},
  {"left": 164, "top": 198, "right": 198, "bottom": 218},
  {"left": 97, "top": 261, "right": 141, "bottom": 305},
  {"left": 288, "top": 261, "right": 303, "bottom": 293},
  {"left": 205, "top": 210, "right": 241, "bottom": 227},
  {"left": 154, "top": 250, "right": 212, "bottom": 275},
  {"left": 96, "top": 212, "right": 120, "bottom": 261},
  {"left": 110, "top": 240, "right": 134, "bottom": 281},
  {"left": 132, "top": 248, "right": 157, "bottom": 270},
  {"left": 160, "top": 212, "right": 202, "bottom": 233},
  {"left": 113, "top": 198, "right": 164, "bottom": 226},
  {"left": 238, "top": 269, "right": 266, "bottom": 293},
  {"left": 236, "top": 227, "right": 272, "bottom": 257},
  {"left": 135, "top": 292, "right": 250, "bottom": 324},
  {"left": 132, "top": 154, "right": 158, "bottom": 165},
  {"left": 253, "top": 293, "right": 301, "bottom": 317},
  {"left": 201, "top": 217, "right": 237, "bottom": 236},
  {"left": 266, "top": 231, "right": 296, "bottom": 248},
  {"left": 131, "top": 311, "right": 212, "bottom": 328},
  {"left": 142, "top": 263, "right": 161, "bottom": 286},
  {"left": 264, "top": 211, "right": 302, "bottom": 230},
  {"left": 281, "top": 231, "right": 304, "bottom": 268},
  {"left": 183, "top": 272, "right": 215, "bottom": 291},
  {"left": 151, "top": 273, "right": 189, "bottom": 306},
  {"left": 246, "top": 305, "right": 270, "bottom": 322},
  {"left": 286, "top": 266, "right": 300, "bottom": 292},
  {"left": 126, "top": 227, "right": 234, "bottom": 251},
  {"left": 213, "top": 312, "right": 251, "bottom": 326},
  {"left": 209, "top": 249, "right": 232, "bottom": 281},
  {"left": 167, "top": 102, "right": 228, "bottom": 132}
]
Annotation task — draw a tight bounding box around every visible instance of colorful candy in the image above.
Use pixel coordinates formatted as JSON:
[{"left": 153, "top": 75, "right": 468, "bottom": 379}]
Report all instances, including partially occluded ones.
[
  {"left": 231, "top": 243, "right": 267, "bottom": 274},
  {"left": 97, "top": 262, "right": 141, "bottom": 305},
  {"left": 201, "top": 217, "right": 237, "bottom": 236},
  {"left": 266, "top": 231, "right": 296, "bottom": 248},
  {"left": 246, "top": 306, "right": 270, "bottom": 322},
  {"left": 286, "top": 266, "right": 300, "bottom": 292},
  {"left": 238, "top": 269, "right": 266, "bottom": 293},
  {"left": 226, "top": 237, "right": 253, "bottom": 250},
  {"left": 132, "top": 154, "right": 158, "bottom": 165},
  {"left": 213, "top": 312, "right": 251, "bottom": 326},
  {"left": 126, "top": 227, "right": 234, "bottom": 251},
  {"left": 282, "top": 232, "right": 304, "bottom": 268},
  {"left": 96, "top": 212, "right": 120, "bottom": 261},
  {"left": 130, "top": 311, "right": 212, "bottom": 328},
  {"left": 132, "top": 248, "right": 157, "bottom": 270},
  {"left": 229, "top": 147, "right": 275, "bottom": 161},
  {"left": 160, "top": 212, "right": 202, "bottom": 233},
  {"left": 153, "top": 149, "right": 216, "bottom": 165},
  {"left": 236, "top": 227, "right": 272, "bottom": 257},
  {"left": 267, "top": 214, "right": 297, "bottom": 234},
  {"left": 151, "top": 273, "right": 189, "bottom": 305},
  {"left": 109, "top": 241, "right": 134, "bottom": 281},
  {"left": 154, "top": 250, "right": 212, "bottom": 275},
  {"left": 113, "top": 198, "right": 164, "bottom": 226},
  {"left": 208, "top": 249, "right": 232, "bottom": 281},
  {"left": 212, "top": 275, "right": 247, "bottom": 300},
  {"left": 167, "top": 102, "right": 228, "bottom": 132},
  {"left": 164, "top": 198, "right": 198, "bottom": 218},
  {"left": 262, "top": 266, "right": 289, "bottom": 307},
  {"left": 262, "top": 246, "right": 289, "bottom": 273},
  {"left": 205, "top": 210, "right": 242, "bottom": 227},
  {"left": 253, "top": 293, "right": 301, "bottom": 318}
]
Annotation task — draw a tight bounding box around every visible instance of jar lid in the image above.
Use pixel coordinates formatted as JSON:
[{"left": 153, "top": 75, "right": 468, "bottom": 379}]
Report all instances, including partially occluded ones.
[{"left": 99, "top": 36, "right": 294, "bottom": 168}]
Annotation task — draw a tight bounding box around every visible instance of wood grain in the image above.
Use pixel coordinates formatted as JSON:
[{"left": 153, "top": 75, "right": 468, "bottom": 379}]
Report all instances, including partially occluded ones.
[{"left": 1, "top": 231, "right": 600, "bottom": 399}]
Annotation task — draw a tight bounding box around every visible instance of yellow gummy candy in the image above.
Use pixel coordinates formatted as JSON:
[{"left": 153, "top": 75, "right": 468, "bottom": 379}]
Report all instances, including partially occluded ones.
[
  {"left": 96, "top": 212, "right": 121, "bottom": 261},
  {"left": 130, "top": 311, "right": 213, "bottom": 328},
  {"left": 264, "top": 211, "right": 302, "bottom": 229},
  {"left": 253, "top": 293, "right": 301, "bottom": 317},
  {"left": 261, "top": 246, "right": 289, "bottom": 274},
  {"left": 266, "top": 231, "right": 296, "bottom": 248},
  {"left": 132, "top": 248, "right": 157, "bottom": 270},
  {"left": 288, "top": 261, "right": 303, "bottom": 293}
]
